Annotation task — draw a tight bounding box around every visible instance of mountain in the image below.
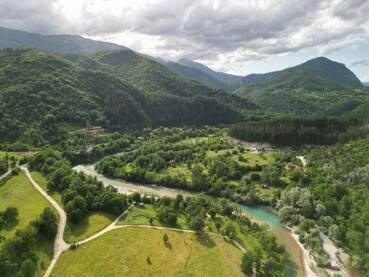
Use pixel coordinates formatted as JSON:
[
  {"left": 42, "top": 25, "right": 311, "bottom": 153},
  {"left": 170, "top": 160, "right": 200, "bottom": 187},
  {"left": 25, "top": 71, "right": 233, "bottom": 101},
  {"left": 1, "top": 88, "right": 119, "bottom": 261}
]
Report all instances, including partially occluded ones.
[
  {"left": 0, "top": 48, "right": 256, "bottom": 145},
  {"left": 235, "top": 67, "right": 369, "bottom": 115},
  {"left": 363, "top": 82, "right": 369, "bottom": 87},
  {"left": 0, "top": 26, "right": 124, "bottom": 55},
  {"left": 162, "top": 61, "right": 231, "bottom": 91},
  {"left": 0, "top": 26, "right": 244, "bottom": 92},
  {"left": 178, "top": 58, "right": 243, "bottom": 91},
  {"left": 243, "top": 57, "right": 363, "bottom": 89}
]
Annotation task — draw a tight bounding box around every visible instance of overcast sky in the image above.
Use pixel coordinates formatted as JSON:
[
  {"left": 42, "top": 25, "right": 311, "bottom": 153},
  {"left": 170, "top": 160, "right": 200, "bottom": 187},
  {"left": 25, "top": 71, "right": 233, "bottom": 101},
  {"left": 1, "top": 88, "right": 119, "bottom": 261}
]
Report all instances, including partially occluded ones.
[{"left": 0, "top": 0, "right": 368, "bottom": 81}]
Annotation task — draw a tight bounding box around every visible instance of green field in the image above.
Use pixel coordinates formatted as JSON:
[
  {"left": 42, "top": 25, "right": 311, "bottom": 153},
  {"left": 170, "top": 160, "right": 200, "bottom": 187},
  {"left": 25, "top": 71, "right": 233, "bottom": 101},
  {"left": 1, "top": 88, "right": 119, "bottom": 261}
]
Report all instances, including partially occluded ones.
[
  {"left": 0, "top": 172, "right": 55, "bottom": 276},
  {"left": 118, "top": 205, "right": 188, "bottom": 229},
  {"left": 0, "top": 172, "right": 54, "bottom": 238},
  {"left": 0, "top": 151, "right": 22, "bottom": 160},
  {"left": 53, "top": 227, "right": 243, "bottom": 277},
  {"left": 65, "top": 212, "right": 115, "bottom": 243}
]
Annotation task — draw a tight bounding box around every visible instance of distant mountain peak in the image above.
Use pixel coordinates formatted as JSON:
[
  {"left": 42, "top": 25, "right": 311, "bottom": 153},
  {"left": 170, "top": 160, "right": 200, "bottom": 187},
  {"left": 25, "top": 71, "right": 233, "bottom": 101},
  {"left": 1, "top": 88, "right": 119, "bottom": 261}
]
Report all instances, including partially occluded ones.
[
  {"left": 243, "top": 56, "right": 362, "bottom": 88},
  {"left": 0, "top": 26, "right": 125, "bottom": 55}
]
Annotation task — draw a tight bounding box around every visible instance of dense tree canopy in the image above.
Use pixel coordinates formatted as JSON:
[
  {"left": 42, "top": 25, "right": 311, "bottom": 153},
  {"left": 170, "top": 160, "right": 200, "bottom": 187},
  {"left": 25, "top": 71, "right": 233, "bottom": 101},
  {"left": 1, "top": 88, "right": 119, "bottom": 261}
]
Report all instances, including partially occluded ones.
[
  {"left": 29, "top": 148, "right": 129, "bottom": 223},
  {"left": 230, "top": 116, "right": 367, "bottom": 146}
]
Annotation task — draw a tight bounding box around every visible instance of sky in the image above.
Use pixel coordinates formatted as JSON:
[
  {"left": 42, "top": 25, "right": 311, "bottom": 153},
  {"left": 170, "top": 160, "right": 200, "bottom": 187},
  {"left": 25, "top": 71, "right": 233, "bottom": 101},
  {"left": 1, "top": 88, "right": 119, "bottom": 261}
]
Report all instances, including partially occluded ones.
[{"left": 0, "top": 0, "right": 368, "bottom": 81}]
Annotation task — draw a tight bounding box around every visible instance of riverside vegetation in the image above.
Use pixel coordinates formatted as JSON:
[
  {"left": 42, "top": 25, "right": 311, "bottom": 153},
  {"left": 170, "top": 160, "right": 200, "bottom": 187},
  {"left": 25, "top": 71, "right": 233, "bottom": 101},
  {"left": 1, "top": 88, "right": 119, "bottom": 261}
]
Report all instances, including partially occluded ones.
[
  {"left": 0, "top": 149, "right": 286, "bottom": 276},
  {"left": 1, "top": 41, "right": 369, "bottom": 276}
]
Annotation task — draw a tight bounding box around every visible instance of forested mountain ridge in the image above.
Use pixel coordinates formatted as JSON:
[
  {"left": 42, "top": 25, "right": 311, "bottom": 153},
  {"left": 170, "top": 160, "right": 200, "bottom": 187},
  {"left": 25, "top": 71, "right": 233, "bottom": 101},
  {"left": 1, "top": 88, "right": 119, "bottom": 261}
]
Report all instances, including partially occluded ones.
[
  {"left": 177, "top": 58, "right": 244, "bottom": 91},
  {"left": 0, "top": 26, "right": 245, "bottom": 92},
  {"left": 235, "top": 67, "right": 369, "bottom": 116},
  {"left": 77, "top": 49, "right": 256, "bottom": 111},
  {"left": 242, "top": 57, "right": 363, "bottom": 88},
  {"left": 0, "top": 26, "right": 124, "bottom": 55},
  {"left": 161, "top": 61, "right": 231, "bottom": 91},
  {"left": 0, "top": 48, "right": 255, "bottom": 145},
  {"left": 178, "top": 58, "right": 243, "bottom": 84}
]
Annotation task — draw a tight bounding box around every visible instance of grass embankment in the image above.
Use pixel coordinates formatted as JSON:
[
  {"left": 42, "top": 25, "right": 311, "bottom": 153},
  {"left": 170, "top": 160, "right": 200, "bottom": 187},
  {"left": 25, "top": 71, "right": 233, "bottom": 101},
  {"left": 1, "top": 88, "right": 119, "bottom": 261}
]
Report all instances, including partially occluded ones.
[
  {"left": 53, "top": 227, "right": 244, "bottom": 277},
  {"left": 30, "top": 171, "right": 115, "bottom": 243},
  {"left": 0, "top": 172, "right": 55, "bottom": 276}
]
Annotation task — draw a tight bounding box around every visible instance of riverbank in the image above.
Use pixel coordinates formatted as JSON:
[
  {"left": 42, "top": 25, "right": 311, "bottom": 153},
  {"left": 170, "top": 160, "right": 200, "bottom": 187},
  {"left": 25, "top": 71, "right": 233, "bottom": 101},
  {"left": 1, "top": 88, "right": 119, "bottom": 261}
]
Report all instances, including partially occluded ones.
[
  {"left": 73, "top": 163, "right": 360, "bottom": 277},
  {"left": 287, "top": 227, "right": 317, "bottom": 277}
]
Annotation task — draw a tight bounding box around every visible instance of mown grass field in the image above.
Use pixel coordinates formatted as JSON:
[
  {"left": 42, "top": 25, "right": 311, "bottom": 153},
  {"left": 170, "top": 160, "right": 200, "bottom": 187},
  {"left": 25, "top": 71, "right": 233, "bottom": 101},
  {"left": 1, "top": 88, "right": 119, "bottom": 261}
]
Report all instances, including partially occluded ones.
[
  {"left": 65, "top": 212, "right": 115, "bottom": 243},
  {"left": 118, "top": 205, "right": 188, "bottom": 229},
  {"left": 53, "top": 227, "right": 243, "bottom": 277},
  {"left": 0, "top": 172, "right": 54, "bottom": 238},
  {"left": 0, "top": 172, "right": 55, "bottom": 276}
]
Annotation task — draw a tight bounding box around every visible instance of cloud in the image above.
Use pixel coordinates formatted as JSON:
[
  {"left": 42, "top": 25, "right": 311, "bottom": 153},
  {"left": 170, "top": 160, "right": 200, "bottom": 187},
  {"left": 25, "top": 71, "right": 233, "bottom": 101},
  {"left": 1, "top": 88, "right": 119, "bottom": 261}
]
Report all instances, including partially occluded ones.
[
  {"left": 0, "top": 0, "right": 63, "bottom": 33},
  {"left": 351, "top": 59, "right": 369, "bottom": 67},
  {"left": 1, "top": 0, "right": 369, "bottom": 71}
]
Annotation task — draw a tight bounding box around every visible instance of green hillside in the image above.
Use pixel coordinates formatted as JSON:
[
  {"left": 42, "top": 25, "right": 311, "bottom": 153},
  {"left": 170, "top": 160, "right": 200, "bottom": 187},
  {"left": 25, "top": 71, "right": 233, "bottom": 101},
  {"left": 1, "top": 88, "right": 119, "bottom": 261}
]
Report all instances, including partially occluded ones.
[
  {"left": 163, "top": 61, "right": 231, "bottom": 91},
  {"left": 242, "top": 57, "right": 363, "bottom": 89},
  {"left": 235, "top": 67, "right": 369, "bottom": 115},
  {"left": 0, "top": 49, "right": 255, "bottom": 145},
  {"left": 178, "top": 58, "right": 243, "bottom": 85}
]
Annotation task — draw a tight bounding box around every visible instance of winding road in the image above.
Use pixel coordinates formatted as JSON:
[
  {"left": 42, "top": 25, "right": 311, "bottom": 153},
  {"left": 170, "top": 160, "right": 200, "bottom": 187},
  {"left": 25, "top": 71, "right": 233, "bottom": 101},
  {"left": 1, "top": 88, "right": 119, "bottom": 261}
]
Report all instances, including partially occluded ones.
[
  {"left": 19, "top": 165, "right": 248, "bottom": 277},
  {"left": 0, "top": 169, "right": 11, "bottom": 180},
  {"left": 21, "top": 167, "right": 70, "bottom": 277}
]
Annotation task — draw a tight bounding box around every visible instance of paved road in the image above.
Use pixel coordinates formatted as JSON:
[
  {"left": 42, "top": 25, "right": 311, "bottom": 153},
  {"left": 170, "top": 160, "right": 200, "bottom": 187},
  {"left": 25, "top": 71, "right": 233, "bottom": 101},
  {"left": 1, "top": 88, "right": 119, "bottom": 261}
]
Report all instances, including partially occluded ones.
[
  {"left": 20, "top": 166, "right": 70, "bottom": 277},
  {"left": 0, "top": 169, "right": 11, "bottom": 180}
]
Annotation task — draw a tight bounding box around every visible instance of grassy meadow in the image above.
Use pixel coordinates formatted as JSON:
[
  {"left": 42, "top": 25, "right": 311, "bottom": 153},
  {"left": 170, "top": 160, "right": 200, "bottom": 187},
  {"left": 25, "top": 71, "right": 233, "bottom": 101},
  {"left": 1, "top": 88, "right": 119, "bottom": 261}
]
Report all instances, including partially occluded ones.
[
  {"left": 53, "top": 227, "right": 244, "bottom": 277},
  {"left": 0, "top": 172, "right": 54, "bottom": 238}
]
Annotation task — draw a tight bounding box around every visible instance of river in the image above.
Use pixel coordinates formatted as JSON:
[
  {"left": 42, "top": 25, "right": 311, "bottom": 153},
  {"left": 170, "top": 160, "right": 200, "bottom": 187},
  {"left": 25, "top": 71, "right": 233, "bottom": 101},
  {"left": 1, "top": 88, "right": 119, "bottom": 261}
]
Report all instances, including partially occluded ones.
[
  {"left": 74, "top": 164, "right": 307, "bottom": 277},
  {"left": 75, "top": 163, "right": 363, "bottom": 277}
]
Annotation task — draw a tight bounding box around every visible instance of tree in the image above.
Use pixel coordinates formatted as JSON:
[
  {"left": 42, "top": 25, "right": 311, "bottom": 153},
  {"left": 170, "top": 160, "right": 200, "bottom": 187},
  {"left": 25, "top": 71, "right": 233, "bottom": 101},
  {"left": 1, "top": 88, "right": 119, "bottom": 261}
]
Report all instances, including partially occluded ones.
[
  {"left": 241, "top": 251, "right": 254, "bottom": 276},
  {"left": 328, "top": 224, "right": 340, "bottom": 240},
  {"left": 163, "top": 233, "right": 169, "bottom": 243},
  {"left": 65, "top": 196, "right": 87, "bottom": 223},
  {"left": 188, "top": 214, "right": 206, "bottom": 234},
  {"left": 157, "top": 207, "right": 177, "bottom": 226},
  {"left": 3, "top": 207, "right": 18, "bottom": 223},
  {"left": 222, "top": 222, "right": 237, "bottom": 240},
  {"left": 35, "top": 208, "right": 58, "bottom": 238},
  {"left": 191, "top": 165, "right": 209, "bottom": 191},
  {"left": 21, "top": 259, "right": 36, "bottom": 277}
]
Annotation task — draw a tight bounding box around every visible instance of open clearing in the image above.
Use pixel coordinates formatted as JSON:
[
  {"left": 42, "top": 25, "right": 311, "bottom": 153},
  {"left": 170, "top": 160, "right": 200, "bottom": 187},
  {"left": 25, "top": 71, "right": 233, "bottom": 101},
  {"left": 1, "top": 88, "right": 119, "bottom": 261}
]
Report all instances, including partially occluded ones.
[
  {"left": 65, "top": 212, "right": 115, "bottom": 243},
  {"left": 118, "top": 205, "right": 188, "bottom": 229},
  {"left": 0, "top": 172, "right": 54, "bottom": 238},
  {"left": 53, "top": 227, "right": 243, "bottom": 277}
]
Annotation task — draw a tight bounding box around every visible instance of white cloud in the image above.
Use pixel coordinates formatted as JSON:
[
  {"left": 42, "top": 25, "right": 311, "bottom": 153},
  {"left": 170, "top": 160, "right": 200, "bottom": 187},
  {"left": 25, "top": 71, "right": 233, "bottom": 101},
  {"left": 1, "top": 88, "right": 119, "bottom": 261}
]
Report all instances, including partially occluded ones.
[{"left": 1, "top": 0, "right": 369, "bottom": 74}]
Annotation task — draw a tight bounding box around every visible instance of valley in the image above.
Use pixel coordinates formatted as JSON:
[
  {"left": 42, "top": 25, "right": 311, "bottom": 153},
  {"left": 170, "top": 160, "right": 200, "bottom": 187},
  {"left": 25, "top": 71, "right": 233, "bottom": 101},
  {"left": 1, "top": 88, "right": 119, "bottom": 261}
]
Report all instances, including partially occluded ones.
[{"left": 1, "top": 21, "right": 369, "bottom": 277}]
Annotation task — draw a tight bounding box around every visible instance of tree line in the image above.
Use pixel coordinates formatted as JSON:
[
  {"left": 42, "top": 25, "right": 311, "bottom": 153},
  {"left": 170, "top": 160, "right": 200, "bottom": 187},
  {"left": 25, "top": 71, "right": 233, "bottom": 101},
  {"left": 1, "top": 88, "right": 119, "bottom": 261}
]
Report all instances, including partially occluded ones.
[
  {"left": 0, "top": 207, "right": 58, "bottom": 277},
  {"left": 28, "top": 148, "right": 129, "bottom": 223},
  {"left": 130, "top": 193, "right": 286, "bottom": 276},
  {"left": 229, "top": 116, "right": 367, "bottom": 146}
]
